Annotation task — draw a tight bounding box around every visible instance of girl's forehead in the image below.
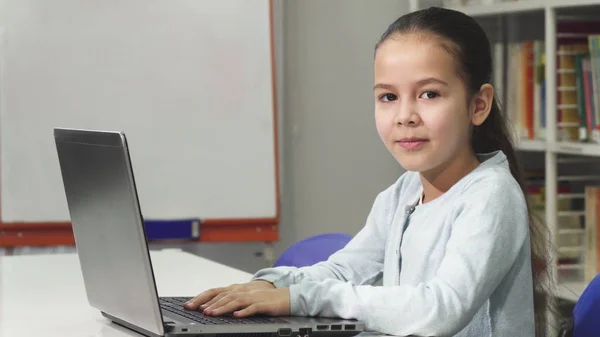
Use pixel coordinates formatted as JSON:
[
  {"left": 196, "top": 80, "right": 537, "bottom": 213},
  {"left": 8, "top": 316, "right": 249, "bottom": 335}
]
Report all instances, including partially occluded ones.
[{"left": 374, "top": 36, "right": 458, "bottom": 82}]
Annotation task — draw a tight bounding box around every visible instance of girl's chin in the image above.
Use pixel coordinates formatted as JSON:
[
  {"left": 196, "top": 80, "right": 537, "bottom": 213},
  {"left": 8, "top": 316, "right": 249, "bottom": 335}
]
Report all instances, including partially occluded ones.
[{"left": 393, "top": 153, "right": 437, "bottom": 173}]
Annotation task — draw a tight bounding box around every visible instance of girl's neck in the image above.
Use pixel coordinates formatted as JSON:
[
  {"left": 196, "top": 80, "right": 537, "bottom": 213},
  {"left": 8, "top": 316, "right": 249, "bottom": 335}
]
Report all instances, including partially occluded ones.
[{"left": 419, "top": 149, "right": 481, "bottom": 204}]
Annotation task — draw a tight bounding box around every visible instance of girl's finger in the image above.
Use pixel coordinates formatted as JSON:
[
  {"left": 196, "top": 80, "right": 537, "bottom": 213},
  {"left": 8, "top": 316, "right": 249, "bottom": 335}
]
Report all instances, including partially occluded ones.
[
  {"left": 199, "top": 292, "right": 229, "bottom": 311},
  {"left": 204, "top": 293, "right": 240, "bottom": 314},
  {"left": 207, "top": 298, "right": 249, "bottom": 316},
  {"left": 234, "top": 303, "right": 263, "bottom": 317},
  {"left": 185, "top": 287, "right": 225, "bottom": 310}
]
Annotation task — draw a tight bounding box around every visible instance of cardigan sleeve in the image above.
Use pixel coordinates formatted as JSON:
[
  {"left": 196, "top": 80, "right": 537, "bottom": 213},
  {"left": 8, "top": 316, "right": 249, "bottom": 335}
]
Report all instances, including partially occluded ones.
[{"left": 250, "top": 188, "right": 394, "bottom": 288}]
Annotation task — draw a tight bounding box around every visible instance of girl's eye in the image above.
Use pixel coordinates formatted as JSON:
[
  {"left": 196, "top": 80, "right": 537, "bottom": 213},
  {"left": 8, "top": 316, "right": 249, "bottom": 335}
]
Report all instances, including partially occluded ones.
[
  {"left": 419, "top": 91, "right": 439, "bottom": 99},
  {"left": 379, "top": 93, "right": 398, "bottom": 102}
]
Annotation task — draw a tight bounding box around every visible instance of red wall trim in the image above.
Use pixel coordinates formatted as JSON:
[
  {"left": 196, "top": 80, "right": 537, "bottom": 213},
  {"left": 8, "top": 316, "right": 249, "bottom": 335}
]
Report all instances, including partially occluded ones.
[{"left": 0, "top": 219, "right": 279, "bottom": 247}]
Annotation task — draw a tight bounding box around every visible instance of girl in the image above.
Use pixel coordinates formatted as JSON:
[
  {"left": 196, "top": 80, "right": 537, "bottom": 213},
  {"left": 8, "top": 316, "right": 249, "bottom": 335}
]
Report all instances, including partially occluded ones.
[{"left": 184, "top": 6, "right": 551, "bottom": 336}]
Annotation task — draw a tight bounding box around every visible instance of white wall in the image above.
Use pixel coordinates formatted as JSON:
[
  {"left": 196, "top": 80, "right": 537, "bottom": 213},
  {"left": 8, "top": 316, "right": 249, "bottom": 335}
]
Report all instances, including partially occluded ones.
[{"left": 274, "top": 0, "right": 408, "bottom": 256}]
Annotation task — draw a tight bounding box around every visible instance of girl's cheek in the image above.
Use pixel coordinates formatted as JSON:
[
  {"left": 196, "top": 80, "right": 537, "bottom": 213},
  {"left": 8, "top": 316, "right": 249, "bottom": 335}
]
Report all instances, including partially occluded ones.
[{"left": 375, "top": 116, "right": 393, "bottom": 136}]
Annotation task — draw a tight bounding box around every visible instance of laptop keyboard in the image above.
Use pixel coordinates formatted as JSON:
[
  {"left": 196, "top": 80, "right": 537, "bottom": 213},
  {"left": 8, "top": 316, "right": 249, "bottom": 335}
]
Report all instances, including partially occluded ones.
[{"left": 159, "top": 297, "right": 291, "bottom": 325}]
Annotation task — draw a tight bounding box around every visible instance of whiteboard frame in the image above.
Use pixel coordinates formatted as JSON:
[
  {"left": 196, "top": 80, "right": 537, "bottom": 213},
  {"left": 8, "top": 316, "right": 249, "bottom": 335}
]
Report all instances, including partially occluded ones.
[{"left": 0, "top": 0, "right": 280, "bottom": 247}]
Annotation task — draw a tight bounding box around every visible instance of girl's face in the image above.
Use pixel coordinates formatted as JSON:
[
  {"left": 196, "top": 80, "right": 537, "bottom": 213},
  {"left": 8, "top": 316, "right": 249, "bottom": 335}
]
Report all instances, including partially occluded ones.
[{"left": 373, "top": 33, "right": 486, "bottom": 175}]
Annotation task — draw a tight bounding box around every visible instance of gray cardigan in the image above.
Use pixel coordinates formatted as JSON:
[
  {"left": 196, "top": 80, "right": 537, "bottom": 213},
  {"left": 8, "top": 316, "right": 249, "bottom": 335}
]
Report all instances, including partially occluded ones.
[{"left": 253, "top": 151, "right": 535, "bottom": 336}]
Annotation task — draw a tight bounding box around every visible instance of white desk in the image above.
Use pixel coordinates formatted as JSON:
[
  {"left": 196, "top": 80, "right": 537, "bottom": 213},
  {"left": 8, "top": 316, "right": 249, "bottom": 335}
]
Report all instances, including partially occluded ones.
[
  {"left": 0, "top": 249, "right": 253, "bottom": 337},
  {"left": 0, "top": 249, "right": 385, "bottom": 337}
]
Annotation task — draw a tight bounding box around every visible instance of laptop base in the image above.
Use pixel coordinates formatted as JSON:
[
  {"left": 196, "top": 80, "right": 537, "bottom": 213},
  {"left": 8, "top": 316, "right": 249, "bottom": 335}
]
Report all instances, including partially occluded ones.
[
  {"left": 103, "top": 309, "right": 365, "bottom": 337},
  {"left": 103, "top": 312, "right": 164, "bottom": 337}
]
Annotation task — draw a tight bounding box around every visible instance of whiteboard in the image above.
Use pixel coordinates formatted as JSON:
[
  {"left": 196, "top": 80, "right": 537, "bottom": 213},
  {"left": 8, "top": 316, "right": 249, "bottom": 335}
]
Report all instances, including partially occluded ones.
[{"left": 0, "top": 0, "right": 278, "bottom": 222}]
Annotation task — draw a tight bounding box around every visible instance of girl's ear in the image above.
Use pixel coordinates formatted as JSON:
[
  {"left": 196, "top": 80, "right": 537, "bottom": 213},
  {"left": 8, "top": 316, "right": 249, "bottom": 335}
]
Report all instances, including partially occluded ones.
[{"left": 470, "top": 83, "right": 494, "bottom": 126}]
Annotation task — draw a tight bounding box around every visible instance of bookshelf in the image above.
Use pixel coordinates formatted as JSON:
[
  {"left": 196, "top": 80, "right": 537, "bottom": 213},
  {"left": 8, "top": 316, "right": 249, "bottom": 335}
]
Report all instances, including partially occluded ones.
[
  {"left": 443, "top": 0, "right": 600, "bottom": 16},
  {"left": 445, "top": 0, "right": 545, "bottom": 16},
  {"left": 411, "top": 0, "right": 600, "bottom": 309},
  {"left": 517, "top": 139, "right": 548, "bottom": 151}
]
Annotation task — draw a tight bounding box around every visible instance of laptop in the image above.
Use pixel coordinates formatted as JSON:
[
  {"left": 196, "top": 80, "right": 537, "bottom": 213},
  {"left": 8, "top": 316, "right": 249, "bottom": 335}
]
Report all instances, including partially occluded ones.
[{"left": 53, "top": 128, "right": 366, "bottom": 337}]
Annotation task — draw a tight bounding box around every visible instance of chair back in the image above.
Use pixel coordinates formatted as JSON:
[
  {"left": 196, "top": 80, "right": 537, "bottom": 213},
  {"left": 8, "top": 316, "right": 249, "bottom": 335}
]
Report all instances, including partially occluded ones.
[
  {"left": 273, "top": 233, "right": 352, "bottom": 268},
  {"left": 573, "top": 273, "right": 600, "bottom": 337}
]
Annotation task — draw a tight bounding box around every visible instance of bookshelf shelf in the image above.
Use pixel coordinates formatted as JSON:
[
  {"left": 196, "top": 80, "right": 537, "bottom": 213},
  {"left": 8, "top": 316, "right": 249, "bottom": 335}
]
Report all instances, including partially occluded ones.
[
  {"left": 550, "top": 0, "right": 600, "bottom": 10},
  {"left": 552, "top": 141, "right": 600, "bottom": 157},
  {"left": 445, "top": 0, "right": 544, "bottom": 17},
  {"left": 514, "top": 140, "right": 600, "bottom": 156},
  {"left": 514, "top": 139, "right": 600, "bottom": 156},
  {"left": 445, "top": 0, "right": 600, "bottom": 17},
  {"left": 516, "top": 139, "right": 547, "bottom": 151}
]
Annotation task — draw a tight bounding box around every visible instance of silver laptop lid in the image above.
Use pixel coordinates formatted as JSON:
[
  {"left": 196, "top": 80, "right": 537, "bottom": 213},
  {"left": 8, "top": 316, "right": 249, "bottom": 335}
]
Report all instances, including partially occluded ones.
[{"left": 54, "top": 128, "right": 164, "bottom": 336}]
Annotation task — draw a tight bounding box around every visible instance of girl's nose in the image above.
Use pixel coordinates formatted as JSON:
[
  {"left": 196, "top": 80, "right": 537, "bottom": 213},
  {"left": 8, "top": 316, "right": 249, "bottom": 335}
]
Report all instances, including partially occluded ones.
[{"left": 393, "top": 102, "right": 420, "bottom": 126}]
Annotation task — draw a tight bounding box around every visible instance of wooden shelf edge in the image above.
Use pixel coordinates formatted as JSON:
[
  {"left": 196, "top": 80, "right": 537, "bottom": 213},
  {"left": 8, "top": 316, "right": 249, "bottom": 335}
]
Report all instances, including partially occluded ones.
[
  {"left": 511, "top": 140, "right": 600, "bottom": 156},
  {"left": 550, "top": 0, "right": 600, "bottom": 10},
  {"left": 552, "top": 141, "right": 600, "bottom": 157},
  {"left": 516, "top": 139, "right": 547, "bottom": 152}
]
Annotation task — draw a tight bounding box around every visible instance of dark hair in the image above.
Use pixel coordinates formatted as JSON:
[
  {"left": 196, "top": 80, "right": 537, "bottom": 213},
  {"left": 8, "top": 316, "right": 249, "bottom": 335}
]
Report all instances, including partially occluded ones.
[{"left": 375, "top": 6, "right": 555, "bottom": 337}]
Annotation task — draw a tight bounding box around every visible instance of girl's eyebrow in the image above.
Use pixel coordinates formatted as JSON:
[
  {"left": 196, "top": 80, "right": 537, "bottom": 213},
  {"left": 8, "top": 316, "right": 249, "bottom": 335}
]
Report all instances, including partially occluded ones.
[
  {"left": 415, "top": 77, "right": 448, "bottom": 87},
  {"left": 373, "top": 78, "right": 449, "bottom": 91},
  {"left": 373, "top": 83, "right": 395, "bottom": 91}
]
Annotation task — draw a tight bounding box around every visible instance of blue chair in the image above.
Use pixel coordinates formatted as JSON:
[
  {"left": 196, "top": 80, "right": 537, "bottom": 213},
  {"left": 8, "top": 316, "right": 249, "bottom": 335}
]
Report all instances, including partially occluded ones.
[
  {"left": 572, "top": 273, "right": 600, "bottom": 337},
  {"left": 559, "top": 273, "right": 600, "bottom": 337},
  {"left": 273, "top": 233, "right": 353, "bottom": 268}
]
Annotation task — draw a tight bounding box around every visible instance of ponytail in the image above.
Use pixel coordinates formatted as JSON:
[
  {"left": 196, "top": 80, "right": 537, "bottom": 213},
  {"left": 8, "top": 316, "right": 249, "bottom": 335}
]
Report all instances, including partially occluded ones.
[{"left": 473, "top": 96, "right": 555, "bottom": 336}]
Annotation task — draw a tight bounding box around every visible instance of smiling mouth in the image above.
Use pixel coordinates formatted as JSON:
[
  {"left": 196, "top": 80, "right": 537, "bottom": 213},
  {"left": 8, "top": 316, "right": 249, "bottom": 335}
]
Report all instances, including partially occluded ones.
[{"left": 396, "top": 139, "right": 428, "bottom": 149}]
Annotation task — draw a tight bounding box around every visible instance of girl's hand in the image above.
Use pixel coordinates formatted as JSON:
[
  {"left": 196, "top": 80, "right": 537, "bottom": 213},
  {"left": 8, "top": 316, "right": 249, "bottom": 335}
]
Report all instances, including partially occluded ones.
[
  {"left": 203, "top": 288, "right": 290, "bottom": 317},
  {"left": 184, "top": 280, "right": 275, "bottom": 311}
]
